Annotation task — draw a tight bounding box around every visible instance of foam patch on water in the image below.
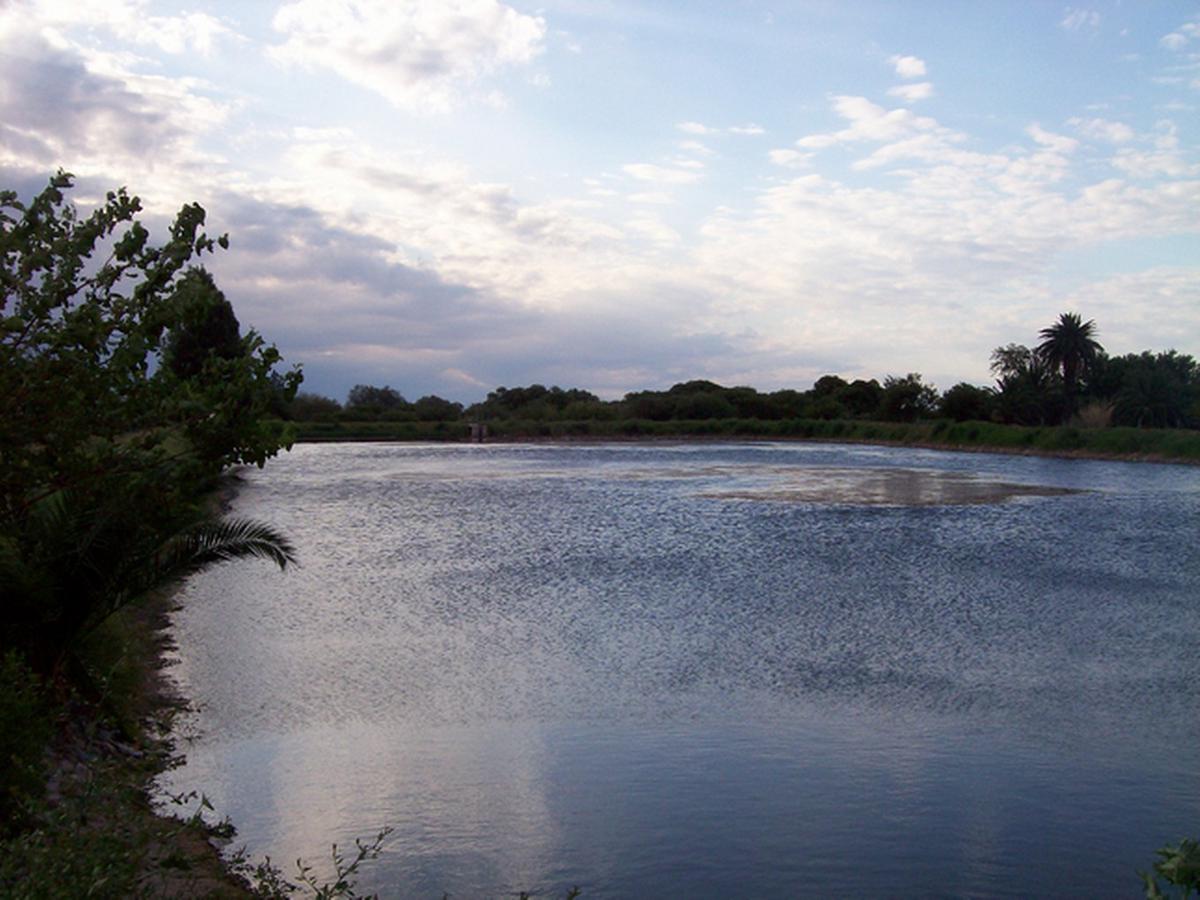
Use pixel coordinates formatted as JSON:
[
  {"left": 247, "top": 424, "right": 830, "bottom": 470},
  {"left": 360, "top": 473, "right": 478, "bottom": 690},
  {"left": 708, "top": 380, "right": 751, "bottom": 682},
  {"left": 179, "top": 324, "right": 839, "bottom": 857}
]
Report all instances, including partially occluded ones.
[{"left": 700, "top": 466, "right": 1080, "bottom": 506}]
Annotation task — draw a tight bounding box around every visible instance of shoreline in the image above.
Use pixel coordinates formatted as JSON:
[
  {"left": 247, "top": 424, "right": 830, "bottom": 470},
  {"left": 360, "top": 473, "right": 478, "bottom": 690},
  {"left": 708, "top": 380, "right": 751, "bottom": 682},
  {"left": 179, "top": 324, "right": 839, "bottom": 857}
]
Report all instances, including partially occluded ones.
[{"left": 294, "top": 430, "right": 1200, "bottom": 467}]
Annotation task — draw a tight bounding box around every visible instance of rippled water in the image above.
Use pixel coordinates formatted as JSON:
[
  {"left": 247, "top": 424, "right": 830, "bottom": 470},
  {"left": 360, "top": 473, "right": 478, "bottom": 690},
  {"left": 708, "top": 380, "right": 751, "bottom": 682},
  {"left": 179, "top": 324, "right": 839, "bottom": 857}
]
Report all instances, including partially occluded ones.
[{"left": 162, "top": 441, "right": 1200, "bottom": 898}]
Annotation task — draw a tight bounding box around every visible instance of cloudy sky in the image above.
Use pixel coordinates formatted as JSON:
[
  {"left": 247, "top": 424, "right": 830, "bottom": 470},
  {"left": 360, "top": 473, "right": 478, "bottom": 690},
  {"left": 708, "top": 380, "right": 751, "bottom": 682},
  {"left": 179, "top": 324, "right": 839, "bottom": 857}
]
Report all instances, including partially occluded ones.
[{"left": 2, "top": 1, "right": 1197, "bottom": 402}]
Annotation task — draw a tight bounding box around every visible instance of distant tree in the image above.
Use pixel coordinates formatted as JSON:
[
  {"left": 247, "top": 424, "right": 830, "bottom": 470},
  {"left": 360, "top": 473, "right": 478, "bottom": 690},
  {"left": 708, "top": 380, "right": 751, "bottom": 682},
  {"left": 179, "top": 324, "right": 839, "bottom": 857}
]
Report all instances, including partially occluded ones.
[
  {"left": 878, "top": 374, "right": 939, "bottom": 422},
  {"left": 767, "top": 389, "right": 808, "bottom": 419},
  {"left": 1111, "top": 351, "right": 1200, "bottom": 428},
  {"left": 811, "top": 374, "right": 849, "bottom": 397},
  {"left": 725, "top": 386, "right": 779, "bottom": 419},
  {"left": 620, "top": 390, "right": 673, "bottom": 421},
  {"left": 674, "top": 390, "right": 735, "bottom": 420},
  {"left": 940, "top": 383, "right": 995, "bottom": 422},
  {"left": 990, "top": 344, "right": 1065, "bottom": 425},
  {"left": 347, "top": 384, "right": 407, "bottom": 410},
  {"left": 667, "top": 379, "right": 724, "bottom": 395},
  {"left": 1036, "top": 312, "right": 1103, "bottom": 412},
  {"left": 990, "top": 344, "right": 1038, "bottom": 382},
  {"left": 804, "top": 396, "right": 847, "bottom": 420},
  {"left": 413, "top": 395, "right": 463, "bottom": 422},
  {"left": 288, "top": 392, "right": 342, "bottom": 421},
  {"left": 562, "top": 399, "right": 617, "bottom": 421},
  {"left": 839, "top": 379, "right": 884, "bottom": 418}
]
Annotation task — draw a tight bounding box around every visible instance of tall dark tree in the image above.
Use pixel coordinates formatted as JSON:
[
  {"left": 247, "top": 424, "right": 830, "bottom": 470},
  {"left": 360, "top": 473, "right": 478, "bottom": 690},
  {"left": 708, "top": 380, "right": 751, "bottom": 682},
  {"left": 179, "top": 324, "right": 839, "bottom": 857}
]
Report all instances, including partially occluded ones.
[
  {"left": 1036, "top": 313, "right": 1103, "bottom": 411},
  {"left": 162, "top": 267, "right": 243, "bottom": 380}
]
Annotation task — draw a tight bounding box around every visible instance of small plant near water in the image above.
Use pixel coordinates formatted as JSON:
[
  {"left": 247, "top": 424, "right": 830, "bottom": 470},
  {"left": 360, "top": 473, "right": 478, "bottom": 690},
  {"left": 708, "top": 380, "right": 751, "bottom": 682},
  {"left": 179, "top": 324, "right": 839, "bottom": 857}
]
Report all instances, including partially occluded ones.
[
  {"left": 224, "top": 826, "right": 394, "bottom": 899},
  {"left": 1142, "top": 838, "right": 1200, "bottom": 899}
]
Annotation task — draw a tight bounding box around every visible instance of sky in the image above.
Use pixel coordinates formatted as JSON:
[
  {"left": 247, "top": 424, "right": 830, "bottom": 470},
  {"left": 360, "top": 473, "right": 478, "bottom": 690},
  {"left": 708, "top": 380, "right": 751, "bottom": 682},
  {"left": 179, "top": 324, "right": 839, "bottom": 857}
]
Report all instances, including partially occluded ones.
[{"left": 1, "top": 0, "right": 1198, "bottom": 403}]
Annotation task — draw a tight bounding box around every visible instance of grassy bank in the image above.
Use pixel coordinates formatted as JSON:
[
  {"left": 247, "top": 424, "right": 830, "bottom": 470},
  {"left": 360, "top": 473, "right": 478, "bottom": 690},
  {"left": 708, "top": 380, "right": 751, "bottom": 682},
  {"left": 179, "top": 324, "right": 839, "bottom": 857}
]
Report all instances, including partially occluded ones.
[
  {"left": 288, "top": 417, "right": 1200, "bottom": 464},
  {"left": 0, "top": 596, "right": 253, "bottom": 899}
]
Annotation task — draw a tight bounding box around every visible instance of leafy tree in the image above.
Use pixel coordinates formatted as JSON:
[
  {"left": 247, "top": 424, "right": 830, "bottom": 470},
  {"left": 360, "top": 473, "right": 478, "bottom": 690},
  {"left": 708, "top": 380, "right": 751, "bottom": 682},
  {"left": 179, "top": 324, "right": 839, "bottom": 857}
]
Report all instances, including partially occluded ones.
[
  {"left": 413, "top": 394, "right": 463, "bottom": 421},
  {"left": 0, "top": 173, "right": 299, "bottom": 515},
  {"left": 162, "top": 267, "right": 243, "bottom": 379},
  {"left": 839, "top": 379, "right": 884, "bottom": 418},
  {"left": 878, "top": 373, "right": 939, "bottom": 422},
  {"left": 346, "top": 384, "right": 407, "bottom": 410},
  {"left": 940, "top": 383, "right": 995, "bottom": 422},
  {"left": 990, "top": 344, "right": 1064, "bottom": 425},
  {"left": 1037, "top": 312, "right": 1103, "bottom": 412},
  {"left": 726, "top": 386, "right": 780, "bottom": 419},
  {"left": 620, "top": 390, "right": 673, "bottom": 421},
  {"left": 767, "top": 389, "right": 807, "bottom": 419},
  {"left": 287, "top": 392, "right": 343, "bottom": 421},
  {"left": 804, "top": 395, "right": 847, "bottom": 420},
  {"left": 667, "top": 379, "right": 724, "bottom": 395},
  {"left": 468, "top": 384, "right": 603, "bottom": 421},
  {"left": 990, "top": 344, "right": 1038, "bottom": 382},
  {"left": 811, "top": 375, "right": 849, "bottom": 397},
  {"left": 1111, "top": 351, "right": 1200, "bottom": 428},
  {"left": 674, "top": 390, "right": 735, "bottom": 420},
  {"left": 0, "top": 173, "right": 299, "bottom": 676},
  {"left": 562, "top": 399, "right": 617, "bottom": 421}
]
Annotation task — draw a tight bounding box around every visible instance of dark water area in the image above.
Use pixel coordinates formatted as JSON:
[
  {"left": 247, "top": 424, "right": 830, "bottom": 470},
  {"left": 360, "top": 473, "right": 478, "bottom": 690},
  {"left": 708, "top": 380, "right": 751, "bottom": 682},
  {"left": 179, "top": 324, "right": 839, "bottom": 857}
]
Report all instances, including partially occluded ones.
[{"left": 161, "top": 442, "right": 1200, "bottom": 898}]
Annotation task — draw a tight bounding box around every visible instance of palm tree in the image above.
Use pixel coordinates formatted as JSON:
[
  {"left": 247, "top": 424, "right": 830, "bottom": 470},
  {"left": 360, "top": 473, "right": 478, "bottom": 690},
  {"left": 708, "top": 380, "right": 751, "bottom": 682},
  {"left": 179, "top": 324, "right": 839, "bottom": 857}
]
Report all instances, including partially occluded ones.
[
  {"left": 0, "top": 488, "right": 294, "bottom": 680},
  {"left": 1036, "top": 312, "right": 1103, "bottom": 414}
]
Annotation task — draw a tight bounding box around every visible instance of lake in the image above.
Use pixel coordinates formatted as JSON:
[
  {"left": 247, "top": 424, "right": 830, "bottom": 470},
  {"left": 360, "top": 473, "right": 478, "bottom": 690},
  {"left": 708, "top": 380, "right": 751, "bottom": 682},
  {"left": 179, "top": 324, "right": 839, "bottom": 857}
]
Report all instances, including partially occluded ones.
[{"left": 161, "top": 441, "right": 1200, "bottom": 898}]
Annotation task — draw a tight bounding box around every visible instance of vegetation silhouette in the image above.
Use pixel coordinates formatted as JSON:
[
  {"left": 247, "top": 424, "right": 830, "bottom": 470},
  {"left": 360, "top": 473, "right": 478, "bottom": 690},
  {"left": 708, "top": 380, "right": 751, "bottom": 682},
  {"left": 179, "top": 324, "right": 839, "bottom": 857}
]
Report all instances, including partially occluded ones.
[
  {"left": 1036, "top": 311, "right": 1103, "bottom": 415},
  {"left": 285, "top": 315, "right": 1197, "bottom": 452}
]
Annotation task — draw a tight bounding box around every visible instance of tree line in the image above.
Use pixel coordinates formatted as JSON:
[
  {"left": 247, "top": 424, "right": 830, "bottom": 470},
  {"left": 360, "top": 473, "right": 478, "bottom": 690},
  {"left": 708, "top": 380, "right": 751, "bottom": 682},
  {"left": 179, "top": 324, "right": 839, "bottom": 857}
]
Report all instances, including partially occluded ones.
[{"left": 287, "top": 314, "right": 1198, "bottom": 430}]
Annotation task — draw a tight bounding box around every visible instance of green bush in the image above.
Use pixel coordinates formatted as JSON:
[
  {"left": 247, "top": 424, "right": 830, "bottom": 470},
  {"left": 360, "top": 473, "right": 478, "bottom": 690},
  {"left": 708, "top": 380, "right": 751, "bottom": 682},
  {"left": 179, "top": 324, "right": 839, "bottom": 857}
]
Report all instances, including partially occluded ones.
[{"left": 0, "top": 651, "right": 51, "bottom": 831}]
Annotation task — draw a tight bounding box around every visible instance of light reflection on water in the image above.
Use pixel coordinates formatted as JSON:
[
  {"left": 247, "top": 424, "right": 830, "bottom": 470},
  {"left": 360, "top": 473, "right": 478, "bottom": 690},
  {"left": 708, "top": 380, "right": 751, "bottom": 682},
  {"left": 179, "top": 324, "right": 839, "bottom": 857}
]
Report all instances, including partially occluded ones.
[{"left": 161, "top": 442, "right": 1200, "bottom": 898}]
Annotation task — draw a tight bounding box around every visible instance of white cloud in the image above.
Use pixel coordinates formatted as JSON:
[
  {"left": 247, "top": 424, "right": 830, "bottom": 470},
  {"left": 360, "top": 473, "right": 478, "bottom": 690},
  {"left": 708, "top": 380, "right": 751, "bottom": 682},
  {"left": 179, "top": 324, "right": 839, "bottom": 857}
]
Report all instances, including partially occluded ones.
[
  {"left": 0, "top": 17, "right": 231, "bottom": 200},
  {"left": 269, "top": 0, "right": 546, "bottom": 111},
  {"left": 888, "top": 82, "right": 934, "bottom": 103},
  {"left": 1060, "top": 9, "right": 1100, "bottom": 33},
  {"left": 767, "top": 149, "right": 811, "bottom": 168},
  {"left": 1111, "top": 125, "right": 1198, "bottom": 178},
  {"left": 678, "top": 140, "right": 716, "bottom": 156},
  {"left": 622, "top": 163, "right": 704, "bottom": 185},
  {"left": 625, "top": 214, "right": 680, "bottom": 246},
  {"left": 687, "top": 150, "right": 1200, "bottom": 385},
  {"left": 1026, "top": 123, "right": 1079, "bottom": 154},
  {"left": 1160, "top": 17, "right": 1200, "bottom": 49},
  {"left": 678, "top": 121, "right": 763, "bottom": 136},
  {"left": 1063, "top": 268, "right": 1200, "bottom": 352},
  {"left": 796, "top": 96, "right": 944, "bottom": 149},
  {"left": 1068, "top": 117, "right": 1134, "bottom": 144},
  {"left": 13, "top": 0, "right": 239, "bottom": 56},
  {"left": 628, "top": 191, "right": 674, "bottom": 204},
  {"left": 889, "top": 55, "right": 926, "bottom": 79}
]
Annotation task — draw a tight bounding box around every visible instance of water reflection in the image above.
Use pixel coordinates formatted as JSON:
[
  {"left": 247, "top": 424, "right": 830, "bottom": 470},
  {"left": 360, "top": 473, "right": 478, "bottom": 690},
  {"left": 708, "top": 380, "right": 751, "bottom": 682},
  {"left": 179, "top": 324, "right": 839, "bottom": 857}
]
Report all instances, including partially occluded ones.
[{"left": 162, "top": 442, "right": 1200, "bottom": 897}]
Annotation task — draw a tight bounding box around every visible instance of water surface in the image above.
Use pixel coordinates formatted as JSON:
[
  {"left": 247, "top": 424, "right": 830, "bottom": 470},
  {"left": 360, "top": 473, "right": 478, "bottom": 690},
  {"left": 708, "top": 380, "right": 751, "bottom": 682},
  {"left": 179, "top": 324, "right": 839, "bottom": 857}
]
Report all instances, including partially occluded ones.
[{"left": 162, "top": 441, "right": 1200, "bottom": 898}]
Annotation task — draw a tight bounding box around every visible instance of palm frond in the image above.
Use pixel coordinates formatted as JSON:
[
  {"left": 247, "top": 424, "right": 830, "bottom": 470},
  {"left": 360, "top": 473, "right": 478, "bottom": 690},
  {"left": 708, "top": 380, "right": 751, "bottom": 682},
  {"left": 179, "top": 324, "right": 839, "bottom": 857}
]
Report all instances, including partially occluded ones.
[{"left": 165, "top": 517, "right": 296, "bottom": 576}]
